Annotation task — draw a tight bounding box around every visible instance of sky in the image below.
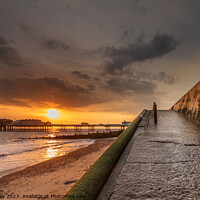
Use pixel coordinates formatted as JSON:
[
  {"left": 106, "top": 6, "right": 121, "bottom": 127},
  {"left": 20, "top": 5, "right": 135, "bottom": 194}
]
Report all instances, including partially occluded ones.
[{"left": 0, "top": 0, "right": 200, "bottom": 123}]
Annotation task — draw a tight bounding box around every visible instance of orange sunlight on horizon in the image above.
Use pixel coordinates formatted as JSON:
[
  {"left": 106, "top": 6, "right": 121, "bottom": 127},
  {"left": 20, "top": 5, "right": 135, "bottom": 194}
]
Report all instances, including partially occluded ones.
[{"left": 0, "top": 105, "right": 137, "bottom": 124}]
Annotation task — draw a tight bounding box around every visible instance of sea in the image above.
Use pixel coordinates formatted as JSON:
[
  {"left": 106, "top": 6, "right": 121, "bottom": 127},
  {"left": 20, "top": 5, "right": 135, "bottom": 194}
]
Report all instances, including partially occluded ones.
[{"left": 0, "top": 128, "right": 120, "bottom": 178}]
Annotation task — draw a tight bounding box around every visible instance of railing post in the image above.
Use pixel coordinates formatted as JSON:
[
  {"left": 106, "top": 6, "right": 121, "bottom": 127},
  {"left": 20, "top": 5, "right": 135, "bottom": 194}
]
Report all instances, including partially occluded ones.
[{"left": 153, "top": 102, "right": 157, "bottom": 124}]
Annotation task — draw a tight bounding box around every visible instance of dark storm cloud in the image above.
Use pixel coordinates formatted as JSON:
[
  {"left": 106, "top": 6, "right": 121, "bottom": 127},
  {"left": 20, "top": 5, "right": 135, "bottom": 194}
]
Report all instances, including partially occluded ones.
[
  {"left": 0, "top": 35, "right": 30, "bottom": 67},
  {"left": 103, "top": 33, "right": 178, "bottom": 74},
  {"left": 42, "top": 39, "right": 70, "bottom": 51},
  {"left": 71, "top": 71, "right": 91, "bottom": 80},
  {"left": 105, "top": 77, "right": 156, "bottom": 94},
  {"left": 0, "top": 77, "right": 100, "bottom": 108}
]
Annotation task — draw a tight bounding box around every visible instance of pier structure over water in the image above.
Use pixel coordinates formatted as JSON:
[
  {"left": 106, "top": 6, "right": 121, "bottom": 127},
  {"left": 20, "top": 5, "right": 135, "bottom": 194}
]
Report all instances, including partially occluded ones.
[{"left": 5, "top": 123, "right": 127, "bottom": 132}]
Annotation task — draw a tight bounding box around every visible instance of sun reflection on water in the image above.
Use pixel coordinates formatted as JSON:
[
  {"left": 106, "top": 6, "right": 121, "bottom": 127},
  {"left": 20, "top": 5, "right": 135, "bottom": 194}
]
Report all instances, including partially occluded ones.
[
  {"left": 45, "top": 139, "right": 64, "bottom": 159},
  {"left": 48, "top": 134, "right": 56, "bottom": 138},
  {"left": 46, "top": 146, "right": 64, "bottom": 158},
  {"left": 48, "top": 140, "right": 57, "bottom": 143}
]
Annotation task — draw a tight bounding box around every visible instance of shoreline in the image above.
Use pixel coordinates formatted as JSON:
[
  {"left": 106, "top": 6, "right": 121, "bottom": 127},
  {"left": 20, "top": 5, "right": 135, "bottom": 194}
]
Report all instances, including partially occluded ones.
[{"left": 0, "top": 138, "right": 115, "bottom": 199}]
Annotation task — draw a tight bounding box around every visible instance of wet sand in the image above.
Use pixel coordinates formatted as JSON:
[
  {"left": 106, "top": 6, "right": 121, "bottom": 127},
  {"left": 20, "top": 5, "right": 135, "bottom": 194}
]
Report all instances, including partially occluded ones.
[{"left": 0, "top": 138, "right": 115, "bottom": 199}]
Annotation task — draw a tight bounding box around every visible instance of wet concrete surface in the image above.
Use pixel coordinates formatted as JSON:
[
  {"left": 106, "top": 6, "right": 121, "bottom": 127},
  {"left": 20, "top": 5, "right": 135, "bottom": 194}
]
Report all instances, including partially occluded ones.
[{"left": 97, "top": 110, "right": 200, "bottom": 200}]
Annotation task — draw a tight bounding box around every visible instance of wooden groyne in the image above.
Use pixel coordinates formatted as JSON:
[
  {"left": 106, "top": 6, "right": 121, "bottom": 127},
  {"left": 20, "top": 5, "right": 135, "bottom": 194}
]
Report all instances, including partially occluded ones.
[{"left": 21, "top": 130, "right": 123, "bottom": 140}]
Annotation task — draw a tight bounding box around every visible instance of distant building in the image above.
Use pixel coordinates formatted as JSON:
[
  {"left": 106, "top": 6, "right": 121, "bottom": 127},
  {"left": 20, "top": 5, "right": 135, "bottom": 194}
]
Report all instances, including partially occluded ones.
[
  {"left": 0, "top": 119, "right": 13, "bottom": 126},
  {"left": 81, "top": 122, "right": 89, "bottom": 125},
  {"left": 10, "top": 119, "right": 51, "bottom": 126},
  {"left": 0, "top": 119, "right": 13, "bottom": 131},
  {"left": 122, "top": 121, "right": 131, "bottom": 126}
]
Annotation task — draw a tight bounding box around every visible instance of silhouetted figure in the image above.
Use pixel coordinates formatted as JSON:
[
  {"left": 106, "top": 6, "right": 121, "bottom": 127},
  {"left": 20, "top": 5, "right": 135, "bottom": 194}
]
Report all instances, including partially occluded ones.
[{"left": 153, "top": 102, "right": 157, "bottom": 124}]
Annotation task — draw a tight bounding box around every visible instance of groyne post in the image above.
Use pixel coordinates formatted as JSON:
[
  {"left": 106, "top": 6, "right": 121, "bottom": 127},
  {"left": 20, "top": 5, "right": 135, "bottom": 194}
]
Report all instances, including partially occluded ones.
[{"left": 153, "top": 102, "right": 157, "bottom": 124}]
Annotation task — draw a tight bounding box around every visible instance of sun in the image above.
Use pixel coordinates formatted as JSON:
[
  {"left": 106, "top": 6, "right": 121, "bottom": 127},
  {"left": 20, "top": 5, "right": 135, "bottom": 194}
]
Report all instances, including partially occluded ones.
[{"left": 47, "top": 109, "right": 59, "bottom": 119}]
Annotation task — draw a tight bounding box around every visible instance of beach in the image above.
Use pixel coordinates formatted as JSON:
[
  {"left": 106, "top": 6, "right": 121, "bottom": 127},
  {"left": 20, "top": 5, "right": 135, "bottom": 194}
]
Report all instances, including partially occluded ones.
[{"left": 0, "top": 138, "right": 115, "bottom": 200}]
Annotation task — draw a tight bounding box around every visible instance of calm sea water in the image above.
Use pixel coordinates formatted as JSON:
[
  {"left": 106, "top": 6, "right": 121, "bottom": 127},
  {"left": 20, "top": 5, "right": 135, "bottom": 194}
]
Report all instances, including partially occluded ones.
[{"left": 0, "top": 130, "right": 96, "bottom": 178}]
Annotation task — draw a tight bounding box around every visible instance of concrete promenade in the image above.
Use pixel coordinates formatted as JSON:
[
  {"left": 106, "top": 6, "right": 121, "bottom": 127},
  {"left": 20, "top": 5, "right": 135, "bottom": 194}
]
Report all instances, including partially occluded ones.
[{"left": 98, "top": 110, "right": 200, "bottom": 199}]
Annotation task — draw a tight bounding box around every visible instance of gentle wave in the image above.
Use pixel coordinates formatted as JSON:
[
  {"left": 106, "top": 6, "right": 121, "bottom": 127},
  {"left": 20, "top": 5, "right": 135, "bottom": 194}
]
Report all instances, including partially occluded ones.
[
  {"left": 0, "top": 131, "right": 95, "bottom": 176},
  {"left": 0, "top": 140, "right": 77, "bottom": 157}
]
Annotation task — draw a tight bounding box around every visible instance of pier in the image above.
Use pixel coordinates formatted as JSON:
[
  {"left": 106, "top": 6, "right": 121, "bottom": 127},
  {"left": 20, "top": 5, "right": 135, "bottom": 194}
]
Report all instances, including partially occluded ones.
[{"left": 5, "top": 123, "right": 127, "bottom": 132}]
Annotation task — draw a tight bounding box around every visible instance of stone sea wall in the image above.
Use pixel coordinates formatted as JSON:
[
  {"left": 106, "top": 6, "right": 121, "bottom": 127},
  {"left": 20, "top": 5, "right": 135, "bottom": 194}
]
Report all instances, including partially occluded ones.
[{"left": 171, "top": 81, "right": 200, "bottom": 122}]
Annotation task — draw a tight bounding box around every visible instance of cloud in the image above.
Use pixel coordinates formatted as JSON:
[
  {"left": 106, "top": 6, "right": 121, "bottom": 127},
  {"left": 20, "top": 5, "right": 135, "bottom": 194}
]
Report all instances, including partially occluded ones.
[
  {"left": 125, "top": 70, "right": 176, "bottom": 85},
  {"left": 87, "top": 84, "right": 95, "bottom": 91},
  {"left": 153, "top": 71, "right": 176, "bottom": 85},
  {"left": 104, "top": 77, "right": 156, "bottom": 94},
  {"left": 0, "top": 77, "right": 100, "bottom": 108},
  {"left": 71, "top": 71, "right": 91, "bottom": 80},
  {"left": 42, "top": 39, "right": 70, "bottom": 51},
  {"left": 131, "top": 0, "right": 146, "bottom": 17},
  {"left": 19, "top": 22, "right": 70, "bottom": 52},
  {"left": 0, "top": 36, "right": 8, "bottom": 46},
  {"left": 0, "top": 35, "right": 30, "bottom": 68},
  {"left": 103, "top": 33, "right": 178, "bottom": 74},
  {"left": 94, "top": 77, "right": 100, "bottom": 81},
  {"left": 121, "top": 27, "right": 134, "bottom": 43},
  {"left": 19, "top": 22, "right": 33, "bottom": 33}
]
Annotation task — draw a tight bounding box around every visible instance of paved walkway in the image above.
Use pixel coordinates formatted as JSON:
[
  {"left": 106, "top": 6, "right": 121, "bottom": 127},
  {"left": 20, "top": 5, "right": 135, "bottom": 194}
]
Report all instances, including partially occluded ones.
[{"left": 97, "top": 110, "right": 200, "bottom": 200}]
